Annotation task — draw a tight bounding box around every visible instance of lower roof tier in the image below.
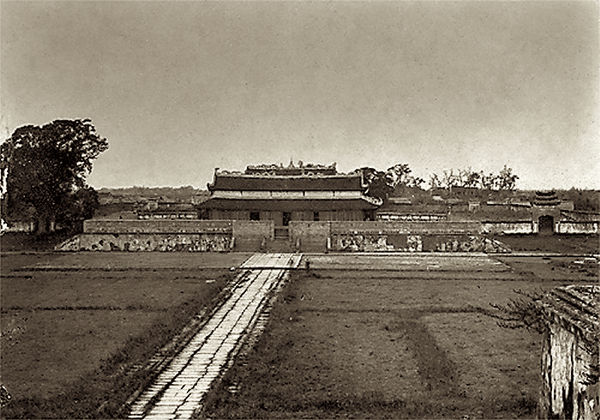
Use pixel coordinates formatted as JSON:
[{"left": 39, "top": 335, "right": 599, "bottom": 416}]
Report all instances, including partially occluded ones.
[{"left": 198, "top": 197, "right": 381, "bottom": 211}]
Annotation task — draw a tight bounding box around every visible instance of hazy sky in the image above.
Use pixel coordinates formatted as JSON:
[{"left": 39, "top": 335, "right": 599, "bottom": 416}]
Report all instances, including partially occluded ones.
[{"left": 1, "top": 1, "right": 598, "bottom": 189}]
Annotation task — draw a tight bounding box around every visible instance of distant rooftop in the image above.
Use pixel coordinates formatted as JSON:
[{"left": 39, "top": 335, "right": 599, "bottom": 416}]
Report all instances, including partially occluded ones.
[
  {"left": 209, "top": 161, "right": 366, "bottom": 191},
  {"left": 533, "top": 190, "right": 560, "bottom": 206},
  {"left": 216, "top": 161, "right": 342, "bottom": 177}
]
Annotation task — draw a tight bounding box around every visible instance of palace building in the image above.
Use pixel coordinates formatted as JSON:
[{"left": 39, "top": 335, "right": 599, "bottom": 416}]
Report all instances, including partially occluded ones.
[{"left": 199, "top": 162, "right": 382, "bottom": 225}]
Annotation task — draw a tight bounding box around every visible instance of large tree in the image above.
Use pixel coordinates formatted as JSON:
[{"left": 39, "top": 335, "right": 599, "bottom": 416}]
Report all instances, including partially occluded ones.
[
  {"left": 359, "top": 163, "right": 422, "bottom": 203},
  {"left": 359, "top": 167, "right": 394, "bottom": 202},
  {"left": 497, "top": 165, "right": 519, "bottom": 191},
  {"left": 0, "top": 119, "right": 108, "bottom": 233}
]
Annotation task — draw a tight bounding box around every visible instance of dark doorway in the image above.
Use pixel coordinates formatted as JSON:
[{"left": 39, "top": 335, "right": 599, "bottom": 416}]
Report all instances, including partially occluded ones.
[
  {"left": 282, "top": 212, "right": 291, "bottom": 226},
  {"left": 539, "top": 215, "right": 554, "bottom": 235},
  {"left": 250, "top": 211, "right": 260, "bottom": 221}
]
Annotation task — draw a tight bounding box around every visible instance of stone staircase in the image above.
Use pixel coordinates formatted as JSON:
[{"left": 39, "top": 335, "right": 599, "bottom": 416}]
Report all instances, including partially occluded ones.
[{"left": 268, "top": 227, "right": 295, "bottom": 252}]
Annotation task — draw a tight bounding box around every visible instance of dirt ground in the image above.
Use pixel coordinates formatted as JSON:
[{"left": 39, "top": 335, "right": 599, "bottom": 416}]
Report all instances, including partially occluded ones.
[
  {"left": 0, "top": 252, "right": 246, "bottom": 418},
  {"left": 201, "top": 254, "right": 598, "bottom": 419},
  {"left": 492, "top": 234, "right": 599, "bottom": 254}
]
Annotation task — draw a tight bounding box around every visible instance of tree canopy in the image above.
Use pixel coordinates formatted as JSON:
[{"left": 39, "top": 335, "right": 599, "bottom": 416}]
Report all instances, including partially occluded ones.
[
  {"left": 429, "top": 166, "right": 519, "bottom": 191},
  {"left": 359, "top": 163, "right": 520, "bottom": 202},
  {"left": 0, "top": 119, "right": 108, "bottom": 232},
  {"left": 358, "top": 163, "right": 425, "bottom": 203}
]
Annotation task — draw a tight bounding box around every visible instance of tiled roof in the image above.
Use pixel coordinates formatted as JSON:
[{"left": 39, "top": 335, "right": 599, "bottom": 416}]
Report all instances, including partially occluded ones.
[
  {"left": 208, "top": 174, "right": 364, "bottom": 192},
  {"left": 199, "top": 197, "right": 380, "bottom": 211},
  {"left": 245, "top": 162, "right": 337, "bottom": 175},
  {"left": 538, "top": 284, "right": 599, "bottom": 344}
]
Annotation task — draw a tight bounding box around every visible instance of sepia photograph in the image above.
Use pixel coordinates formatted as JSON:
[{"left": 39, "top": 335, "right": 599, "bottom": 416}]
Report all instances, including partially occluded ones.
[{"left": 1, "top": 1, "right": 598, "bottom": 419}]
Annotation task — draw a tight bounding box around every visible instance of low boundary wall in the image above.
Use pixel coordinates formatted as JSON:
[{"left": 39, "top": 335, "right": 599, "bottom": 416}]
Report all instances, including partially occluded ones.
[
  {"left": 481, "top": 220, "right": 599, "bottom": 235},
  {"left": 59, "top": 233, "right": 232, "bottom": 252},
  {"left": 555, "top": 221, "right": 599, "bottom": 234},
  {"left": 482, "top": 221, "right": 535, "bottom": 235},
  {"left": 329, "top": 220, "right": 483, "bottom": 235},
  {"left": 59, "top": 219, "right": 273, "bottom": 252},
  {"left": 289, "top": 222, "right": 330, "bottom": 251},
  {"left": 232, "top": 221, "right": 273, "bottom": 251},
  {"left": 84, "top": 219, "right": 232, "bottom": 234},
  {"left": 59, "top": 217, "right": 597, "bottom": 252},
  {"left": 289, "top": 220, "right": 508, "bottom": 252}
]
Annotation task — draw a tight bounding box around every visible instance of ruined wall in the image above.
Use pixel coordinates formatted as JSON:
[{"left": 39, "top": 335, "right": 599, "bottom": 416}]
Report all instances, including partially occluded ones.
[
  {"left": 84, "top": 219, "right": 232, "bottom": 234},
  {"left": 330, "top": 233, "right": 509, "bottom": 252},
  {"left": 555, "top": 221, "right": 599, "bottom": 234},
  {"left": 377, "top": 213, "right": 447, "bottom": 221},
  {"left": 481, "top": 221, "right": 535, "bottom": 234},
  {"left": 539, "top": 285, "right": 600, "bottom": 420},
  {"left": 231, "top": 220, "right": 273, "bottom": 251},
  {"left": 57, "top": 219, "right": 234, "bottom": 252},
  {"left": 59, "top": 219, "right": 274, "bottom": 252},
  {"left": 63, "top": 218, "right": 509, "bottom": 252},
  {"left": 286, "top": 220, "right": 507, "bottom": 252},
  {"left": 57, "top": 233, "right": 232, "bottom": 252},
  {"left": 540, "top": 324, "right": 599, "bottom": 420},
  {"left": 482, "top": 220, "right": 599, "bottom": 235},
  {"left": 329, "top": 220, "right": 482, "bottom": 235},
  {"left": 289, "top": 221, "right": 330, "bottom": 251}
]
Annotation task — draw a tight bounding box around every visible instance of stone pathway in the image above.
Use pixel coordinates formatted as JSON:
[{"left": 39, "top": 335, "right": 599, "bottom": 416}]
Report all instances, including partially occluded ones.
[
  {"left": 127, "top": 253, "right": 301, "bottom": 420},
  {"left": 240, "top": 253, "right": 302, "bottom": 269}
]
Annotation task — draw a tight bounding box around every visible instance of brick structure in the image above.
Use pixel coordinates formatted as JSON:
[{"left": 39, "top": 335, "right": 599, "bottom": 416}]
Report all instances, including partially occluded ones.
[
  {"left": 199, "top": 162, "right": 381, "bottom": 226},
  {"left": 136, "top": 199, "right": 198, "bottom": 220},
  {"left": 537, "top": 285, "right": 599, "bottom": 420}
]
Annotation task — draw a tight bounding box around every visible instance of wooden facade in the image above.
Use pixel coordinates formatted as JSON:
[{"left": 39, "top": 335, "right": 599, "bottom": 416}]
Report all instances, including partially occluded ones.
[{"left": 199, "top": 163, "right": 381, "bottom": 226}]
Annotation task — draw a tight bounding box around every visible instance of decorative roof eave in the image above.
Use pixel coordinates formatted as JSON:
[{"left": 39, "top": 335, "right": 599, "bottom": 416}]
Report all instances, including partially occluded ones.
[
  {"left": 245, "top": 162, "right": 338, "bottom": 175},
  {"left": 362, "top": 195, "right": 383, "bottom": 207},
  {"left": 537, "top": 285, "right": 599, "bottom": 344},
  {"left": 207, "top": 167, "right": 219, "bottom": 192},
  {"left": 198, "top": 196, "right": 382, "bottom": 211},
  {"left": 214, "top": 172, "right": 363, "bottom": 179}
]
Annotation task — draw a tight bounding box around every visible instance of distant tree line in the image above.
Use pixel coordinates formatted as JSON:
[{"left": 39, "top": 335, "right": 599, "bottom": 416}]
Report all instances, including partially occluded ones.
[
  {"left": 358, "top": 164, "right": 519, "bottom": 203},
  {"left": 428, "top": 166, "right": 518, "bottom": 191},
  {"left": 98, "top": 186, "right": 203, "bottom": 197},
  {"left": 558, "top": 189, "right": 600, "bottom": 212}
]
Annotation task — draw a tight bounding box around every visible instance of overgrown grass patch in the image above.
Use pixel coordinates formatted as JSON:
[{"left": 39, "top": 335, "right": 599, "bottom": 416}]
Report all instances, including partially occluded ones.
[
  {"left": 200, "top": 259, "right": 591, "bottom": 419},
  {"left": 0, "top": 252, "right": 242, "bottom": 418}
]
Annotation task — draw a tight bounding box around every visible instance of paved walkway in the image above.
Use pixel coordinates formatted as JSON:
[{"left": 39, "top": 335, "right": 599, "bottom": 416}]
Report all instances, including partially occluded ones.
[{"left": 128, "top": 253, "right": 301, "bottom": 420}]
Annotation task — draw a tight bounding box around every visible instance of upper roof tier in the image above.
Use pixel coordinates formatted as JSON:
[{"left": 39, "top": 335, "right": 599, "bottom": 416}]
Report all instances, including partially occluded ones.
[
  {"left": 533, "top": 190, "right": 560, "bottom": 206},
  {"left": 208, "top": 162, "right": 366, "bottom": 191},
  {"left": 245, "top": 161, "right": 338, "bottom": 176}
]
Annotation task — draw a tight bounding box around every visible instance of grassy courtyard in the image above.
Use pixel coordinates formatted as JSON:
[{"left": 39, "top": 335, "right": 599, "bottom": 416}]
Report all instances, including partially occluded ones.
[
  {"left": 1, "top": 249, "right": 597, "bottom": 419},
  {"left": 0, "top": 252, "right": 249, "bottom": 418},
  {"left": 201, "top": 254, "right": 597, "bottom": 419}
]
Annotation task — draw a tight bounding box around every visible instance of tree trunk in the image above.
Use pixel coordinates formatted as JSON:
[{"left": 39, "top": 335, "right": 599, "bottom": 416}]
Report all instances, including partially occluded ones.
[
  {"left": 35, "top": 214, "right": 57, "bottom": 234},
  {"left": 35, "top": 216, "right": 51, "bottom": 234},
  {"left": 35, "top": 216, "right": 46, "bottom": 234}
]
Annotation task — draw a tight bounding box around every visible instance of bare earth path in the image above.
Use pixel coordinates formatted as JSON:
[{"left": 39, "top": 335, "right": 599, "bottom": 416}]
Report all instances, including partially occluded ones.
[{"left": 128, "top": 253, "right": 301, "bottom": 420}]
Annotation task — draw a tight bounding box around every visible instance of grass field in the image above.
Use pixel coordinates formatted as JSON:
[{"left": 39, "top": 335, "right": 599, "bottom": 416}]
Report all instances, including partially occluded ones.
[
  {"left": 201, "top": 254, "right": 598, "bottom": 419},
  {"left": 0, "top": 252, "right": 249, "bottom": 418},
  {"left": 1, "top": 245, "right": 597, "bottom": 418}
]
